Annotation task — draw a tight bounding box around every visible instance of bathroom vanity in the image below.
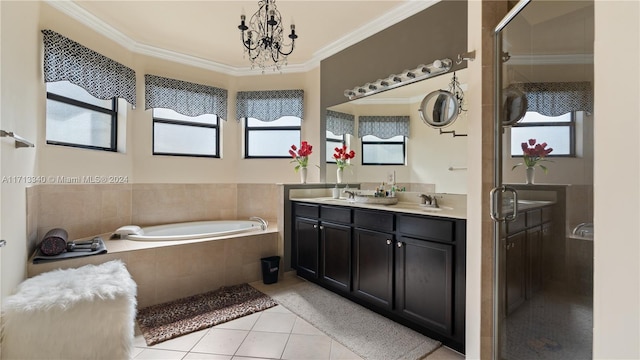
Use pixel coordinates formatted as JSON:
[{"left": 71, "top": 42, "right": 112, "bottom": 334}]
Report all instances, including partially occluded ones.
[
  {"left": 290, "top": 198, "right": 466, "bottom": 353},
  {"left": 500, "top": 200, "right": 557, "bottom": 315}
]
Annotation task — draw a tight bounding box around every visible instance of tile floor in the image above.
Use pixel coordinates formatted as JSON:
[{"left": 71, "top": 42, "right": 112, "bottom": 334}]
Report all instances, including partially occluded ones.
[{"left": 132, "top": 275, "right": 464, "bottom": 360}]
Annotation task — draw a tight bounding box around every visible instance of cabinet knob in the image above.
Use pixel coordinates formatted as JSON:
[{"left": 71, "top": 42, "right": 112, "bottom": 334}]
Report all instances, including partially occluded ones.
[
  {"left": 313, "top": 224, "right": 318, "bottom": 229},
  {"left": 397, "top": 242, "right": 403, "bottom": 248},
  {"left": 319, "top": 225, "right": 324, "bottom": 230},
  {"left": 386, "top": 239, "right": 392, "bottom": 245}
]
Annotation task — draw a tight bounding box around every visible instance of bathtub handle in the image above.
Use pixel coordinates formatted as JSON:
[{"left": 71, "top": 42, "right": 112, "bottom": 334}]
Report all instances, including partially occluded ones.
[{"left": 250, "top": 217, "right": 268, "bottom": 230}]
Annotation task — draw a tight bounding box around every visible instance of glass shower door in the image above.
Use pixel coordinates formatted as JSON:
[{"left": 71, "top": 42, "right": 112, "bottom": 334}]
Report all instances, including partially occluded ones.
[{"left": 492, "top": 1, "right": 594, "bottom": 359}]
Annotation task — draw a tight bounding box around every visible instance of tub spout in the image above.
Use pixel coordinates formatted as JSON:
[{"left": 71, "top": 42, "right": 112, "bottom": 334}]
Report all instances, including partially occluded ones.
[{"left": 250, "top": 216, "right": 268, "bottom": 230}]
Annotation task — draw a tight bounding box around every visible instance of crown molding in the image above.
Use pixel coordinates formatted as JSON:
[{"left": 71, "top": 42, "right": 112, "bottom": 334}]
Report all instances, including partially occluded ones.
[
  {"left": 44, "top": 0, "right": 432, "bottom": 76},
  {"left": 45, "top": 0, "right": 136, "bottom": 52}
]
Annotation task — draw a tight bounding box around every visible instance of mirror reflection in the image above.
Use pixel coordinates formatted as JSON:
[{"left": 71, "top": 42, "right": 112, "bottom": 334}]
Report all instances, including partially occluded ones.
[
  {"left": 326, "top": 69, "right": 469, "bottom": 194},
  {"left": 496, "top": 1, "right": 594, "bottom": 359},
  {"left": 419, "top": 90, "right": 459, "bottom": 128},
  {"left": 501, "top": 86, "right": 528, "bottom": 125}
]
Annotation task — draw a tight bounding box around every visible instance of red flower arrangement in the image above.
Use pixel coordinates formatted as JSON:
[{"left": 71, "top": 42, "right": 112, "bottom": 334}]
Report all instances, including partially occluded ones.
[
  {"left": 289, "top": 141, "right": 313, "bottom": 172},
  {"left": 333, "top": 145, "right": 355, "bottom": 170},
  {"left": 512, "top": 138, "right": 553, "bottom": 172}
]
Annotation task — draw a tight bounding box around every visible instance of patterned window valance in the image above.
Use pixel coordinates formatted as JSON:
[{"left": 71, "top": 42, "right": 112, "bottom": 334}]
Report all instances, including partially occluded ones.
[
  {"left": 358, "top": 116, "right": 410, "bottom": 139},
  {"left": 236, "top": 90, "right": 304, "bottom": 122},
  {"left": 42, "top": 29, "right": 136, "bottom": 106},
  {"left": 145, "top": 74, "right": 228, "bottom": 119},
  {"left": 326, "top": 110, "right": 354, "bottom": 136},
  {"left": 509, "top": 82, "right": 593, "bottom": 117}
]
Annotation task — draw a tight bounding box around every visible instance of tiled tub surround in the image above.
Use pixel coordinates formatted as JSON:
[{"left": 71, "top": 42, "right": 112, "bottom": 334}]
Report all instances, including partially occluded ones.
[
  {"left": 26, "top": 183, "right": 282, "bottom": 308},
  {"left": 27, "top": 183, "right": 281, "bottom": 255},
  {"left": 27, "top": 225, "right": 279, "bottom": 308}
]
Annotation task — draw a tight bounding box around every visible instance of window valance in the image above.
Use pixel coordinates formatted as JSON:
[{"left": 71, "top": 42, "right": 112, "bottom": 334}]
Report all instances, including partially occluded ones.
[
  {"left": 145, "top": 74, "right": 228, "bottom": 119},
  {"left": 236, "top": 90, "right": 303, "bottom": 122},
  {"left": 358, "top": 116, "right": 410, "bottom": 139},
  {"left": 326, "top": 110, "right": 354, "bottom": 136},
  {"left": 42, "top": 29, "right": 136, "bottom": 106},
  {"left": 509, "top": 81, "right": 593, "bottom": 117}
]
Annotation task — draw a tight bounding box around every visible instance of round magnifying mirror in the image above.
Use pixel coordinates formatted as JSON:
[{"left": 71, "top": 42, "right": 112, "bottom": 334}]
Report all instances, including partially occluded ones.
[
  {"left": 502, "top": 86, "right": 528, "bottom": 125},
  {"left": 418, "top": 90, "right": 459, "bottom": 128}
]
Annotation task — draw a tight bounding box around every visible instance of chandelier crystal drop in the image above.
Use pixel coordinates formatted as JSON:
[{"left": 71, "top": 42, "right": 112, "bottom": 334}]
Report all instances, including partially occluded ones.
[{"left": 238, "top": 0, "right": 298, "bottom": 72}]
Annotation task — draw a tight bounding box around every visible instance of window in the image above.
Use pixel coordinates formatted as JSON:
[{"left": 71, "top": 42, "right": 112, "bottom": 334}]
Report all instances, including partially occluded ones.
[
  {"left": 510, "top": 111, "right": 575, "bottom": 156},
  {"left": 326, "top": 131, "right": 345, "bottom": 163},
  {"left": 153, "top": 108, "right": 219, "bottom": 157},
  {"left": 361, "top": 135, "right": 406, "bottom": 165},
  {"left": 46, "top": 81, "right": 117, "bottom": 151},
  {"left": 245, "top": 116, "right": 301, "bottom": 158}
]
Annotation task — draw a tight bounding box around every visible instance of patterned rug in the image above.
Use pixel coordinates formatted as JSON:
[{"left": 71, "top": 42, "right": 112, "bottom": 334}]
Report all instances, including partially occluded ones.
[{"left": 136, "top": 283, "right": 277, "bottom": 346}]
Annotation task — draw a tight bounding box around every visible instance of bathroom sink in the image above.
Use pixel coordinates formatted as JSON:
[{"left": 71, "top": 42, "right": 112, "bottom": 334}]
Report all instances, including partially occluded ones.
[
  {"left": 354, "top": 195, "right": 398, "bottom": 205},
  {"left": 421, "top": 205, "right": 453, "bottom": 212},
  {"left": 518, "top": 200, "right": 545, "bottom": 205}
]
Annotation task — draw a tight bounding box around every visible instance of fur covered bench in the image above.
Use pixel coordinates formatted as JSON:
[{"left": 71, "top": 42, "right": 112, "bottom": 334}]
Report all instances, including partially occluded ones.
[{"left": 1, "top": 260, "right": 137, "bottom": 359}]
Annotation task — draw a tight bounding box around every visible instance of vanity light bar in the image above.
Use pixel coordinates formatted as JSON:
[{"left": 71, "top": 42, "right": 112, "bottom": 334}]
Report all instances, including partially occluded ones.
[{"left": 343, "top": 58, "right": 453, "bottom": 101}]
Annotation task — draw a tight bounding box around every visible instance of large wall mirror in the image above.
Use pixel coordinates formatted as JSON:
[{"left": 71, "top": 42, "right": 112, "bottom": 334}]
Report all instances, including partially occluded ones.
[{"left": 326, "top": 69, "right": 469, "bottom": 194}]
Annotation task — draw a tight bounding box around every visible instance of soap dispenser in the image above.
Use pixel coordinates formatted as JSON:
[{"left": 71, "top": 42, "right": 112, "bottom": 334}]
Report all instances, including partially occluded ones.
[{"left": 332, "top": 184, "right": 340, "bottom": 199}]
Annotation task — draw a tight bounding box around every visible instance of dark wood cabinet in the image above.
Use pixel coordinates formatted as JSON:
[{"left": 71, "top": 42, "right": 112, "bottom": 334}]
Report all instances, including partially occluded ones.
[
  {"left": 353, "top": 228, "right": 394, "bottom": 309},
  {"left": 503, "top": 205, "right": 555, "bottom": 315},
  {"left": 294, "top": 217, "right": 319, "bottom": 279},
  {"left": 395, "top": 236, "right": 453, "bottom": 334},
  {"left": 291, "top": 201, "right": 466, "bottom": 353},
  {"left": 527, "top": 226, "right": 543, "bottom": 298},
  {"left": 320, "top": 221, "right": 352, "bottom": 292},
  {"left": 505, "top": 231, "right": 526, "bottom": 314}
]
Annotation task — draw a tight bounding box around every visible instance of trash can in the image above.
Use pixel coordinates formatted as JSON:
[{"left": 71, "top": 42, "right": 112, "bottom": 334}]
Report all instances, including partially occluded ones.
[{"left": 260, "top": 256, "right": 280, "bottom": 284}]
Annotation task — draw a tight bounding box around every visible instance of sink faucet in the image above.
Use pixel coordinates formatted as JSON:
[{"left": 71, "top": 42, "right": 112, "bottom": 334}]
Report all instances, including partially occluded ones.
[
  {"left": 419, "top": 194, "right": 439, "bottom": 208},
  {"left": 343, "top": 190, "right": 355, "bottom": 199}
]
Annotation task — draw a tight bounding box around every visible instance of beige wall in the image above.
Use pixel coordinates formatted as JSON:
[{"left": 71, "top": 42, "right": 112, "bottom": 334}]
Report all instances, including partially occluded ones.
[
  {"left": 593, "top": 1, "right": 639, "bottom": 358},
  {"left": 1, "top": 1, "right": 40, "bottom": 298},
  {"left": 465, "top": 1, "right": 483, "bottom": 358}
]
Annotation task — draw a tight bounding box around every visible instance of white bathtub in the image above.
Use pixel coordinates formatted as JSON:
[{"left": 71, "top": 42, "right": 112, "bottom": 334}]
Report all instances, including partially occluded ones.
[{"left": 118, "top": 219, "right": 266, "bottom": 241}]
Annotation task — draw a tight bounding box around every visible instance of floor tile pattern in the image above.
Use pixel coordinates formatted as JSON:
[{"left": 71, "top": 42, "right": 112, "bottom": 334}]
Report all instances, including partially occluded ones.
[{"left": 133, "top": 276, "right": 464, "bottom": 360}]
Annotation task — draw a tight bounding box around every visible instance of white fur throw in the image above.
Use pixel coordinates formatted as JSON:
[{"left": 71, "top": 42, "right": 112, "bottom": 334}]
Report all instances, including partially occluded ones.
[{"left": 1, "top": 260, "right": 137, "bottom": 360}]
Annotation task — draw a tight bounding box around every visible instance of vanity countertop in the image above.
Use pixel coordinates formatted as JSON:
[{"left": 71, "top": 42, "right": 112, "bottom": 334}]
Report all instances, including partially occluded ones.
[
  {"left": 291, "top": 197, "right": 467, "bottom": 220},
  {"left": 506, "top": 199, "right": 556, "bottom": 213}
]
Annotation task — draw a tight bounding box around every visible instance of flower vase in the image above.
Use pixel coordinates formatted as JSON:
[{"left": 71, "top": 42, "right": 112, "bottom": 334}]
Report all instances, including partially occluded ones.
[
  {"left": 299, "top": 167, "right": 308, "bottom": 184},
  {"left": 525, "top": 167, "right": 535, "bottom": 184},
  {"left": 337, "top": 168, "right": 344, "bottom": 184}
]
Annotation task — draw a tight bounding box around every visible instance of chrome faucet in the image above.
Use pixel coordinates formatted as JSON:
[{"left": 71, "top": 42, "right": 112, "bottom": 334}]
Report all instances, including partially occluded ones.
[
  {"left": 343, "top": 190, "right": 355, "bottom": 199},
  {"left": 419, "top": 194, "right": 439, "bottom": 208},
  {"left": 249, "top": 216, "right": 268, "bottom": 230}
]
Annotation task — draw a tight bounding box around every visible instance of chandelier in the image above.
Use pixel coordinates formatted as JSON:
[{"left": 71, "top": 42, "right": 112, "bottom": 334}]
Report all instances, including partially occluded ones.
[{"left": 238, "top": 0, "right": 298, "bottom": 72}]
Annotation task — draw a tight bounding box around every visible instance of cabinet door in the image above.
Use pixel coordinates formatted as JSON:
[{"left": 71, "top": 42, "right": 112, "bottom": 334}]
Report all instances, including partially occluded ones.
[
  {"left": 321, "top": 222, "right": 352, "bottom": 292},
  {"left": 505, "top": 231, "right": 526, "bottom": 314},
  {"left": 294, "top": 217, "right": 319, "bottom": 279},
  {"left": 527, "top": 226, "right": 543, "bottom": 298},
  {"left": 353, "top": 228, "right": 393, "bottom": 309},
  {"left": 395, "top": 236, "right": 453, "bottom": 335}
]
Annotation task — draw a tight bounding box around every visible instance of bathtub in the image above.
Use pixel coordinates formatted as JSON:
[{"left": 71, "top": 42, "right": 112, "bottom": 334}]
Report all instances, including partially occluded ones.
[{"left": 116, "top": 218, "right": 267, "bottom": 241}]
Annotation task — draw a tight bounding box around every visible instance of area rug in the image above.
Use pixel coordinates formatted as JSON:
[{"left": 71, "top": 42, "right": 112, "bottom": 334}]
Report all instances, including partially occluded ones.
[
  {"left": 266, "top": 281, "right": 441, "bottom": 360},
  {"left": 136, "top": 283, "right": 277, "bottom": 346}
]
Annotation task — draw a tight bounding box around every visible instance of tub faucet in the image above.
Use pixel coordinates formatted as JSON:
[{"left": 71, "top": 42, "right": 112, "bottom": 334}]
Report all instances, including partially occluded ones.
[{"left": 249, "top": 216, "right": 268, "bottom": 230}]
